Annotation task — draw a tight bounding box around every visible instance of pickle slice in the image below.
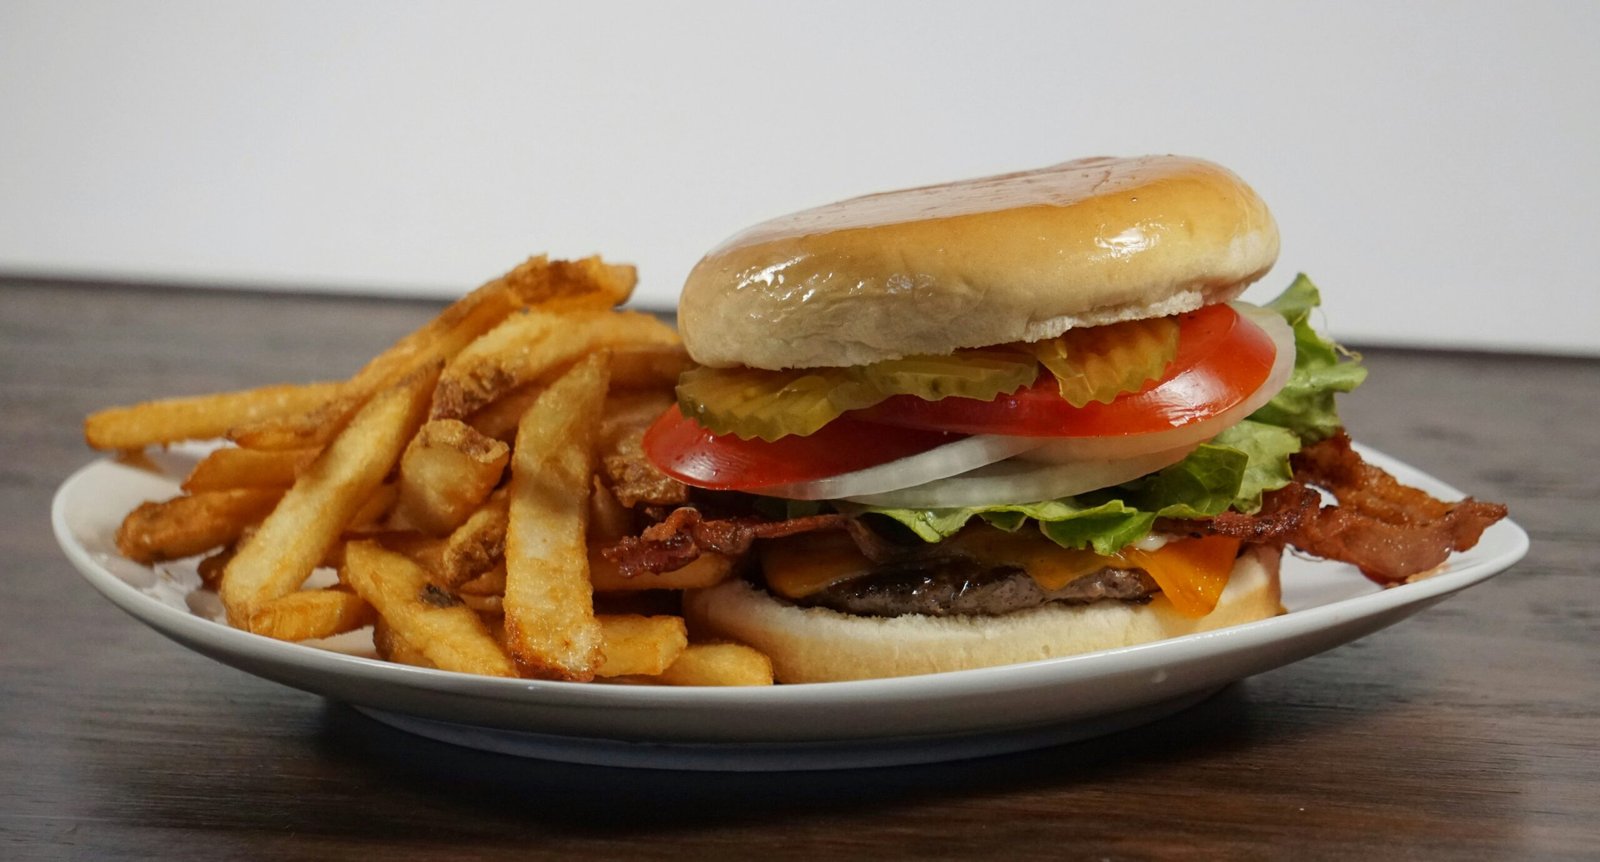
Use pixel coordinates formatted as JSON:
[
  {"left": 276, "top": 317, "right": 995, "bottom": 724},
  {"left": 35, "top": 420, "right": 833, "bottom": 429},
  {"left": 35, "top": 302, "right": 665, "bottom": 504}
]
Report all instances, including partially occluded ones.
[
  {"left": 858, "top": 350, "right": 1041, "bottom": 401},
  {"left": 677, "top": 366, "right": 850, "bottom": 441},
  {"left": 1024, "top": 316, "right": 1180, "bottom": 407},
  {"left": 677, "top": 350, "right": 1038, "bottom": 441}
]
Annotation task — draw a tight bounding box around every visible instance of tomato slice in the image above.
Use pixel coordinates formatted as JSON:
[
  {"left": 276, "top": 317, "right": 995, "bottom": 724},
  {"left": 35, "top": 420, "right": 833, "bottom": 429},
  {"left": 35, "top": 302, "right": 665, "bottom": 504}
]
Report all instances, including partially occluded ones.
[
  {"left": 643, "top": 405, "right": 963, "bottom": 490},
  {"left": 855, "top": 303, "right": 1275, "bottom": 437}
]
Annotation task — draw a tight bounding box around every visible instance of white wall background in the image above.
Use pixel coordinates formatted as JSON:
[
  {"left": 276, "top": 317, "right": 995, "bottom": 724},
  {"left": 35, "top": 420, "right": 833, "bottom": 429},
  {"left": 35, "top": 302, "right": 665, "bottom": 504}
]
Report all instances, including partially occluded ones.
[{"left": 2, "top": 1, "right": 1596, "bottom": 354}]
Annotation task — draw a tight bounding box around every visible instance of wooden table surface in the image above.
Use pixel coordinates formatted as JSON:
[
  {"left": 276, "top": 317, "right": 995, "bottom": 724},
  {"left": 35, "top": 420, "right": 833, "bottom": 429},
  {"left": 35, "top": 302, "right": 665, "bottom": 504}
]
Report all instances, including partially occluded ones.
[{"left": 2, "top": 279, "right": 1595, "bottom": 860}]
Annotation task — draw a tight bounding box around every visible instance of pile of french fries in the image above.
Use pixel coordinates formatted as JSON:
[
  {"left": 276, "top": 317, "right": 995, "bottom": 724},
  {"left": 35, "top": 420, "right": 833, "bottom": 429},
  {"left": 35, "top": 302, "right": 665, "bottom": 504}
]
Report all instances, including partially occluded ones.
[{"left": 87, "top": 256, "right": 773, "bottom": 686}]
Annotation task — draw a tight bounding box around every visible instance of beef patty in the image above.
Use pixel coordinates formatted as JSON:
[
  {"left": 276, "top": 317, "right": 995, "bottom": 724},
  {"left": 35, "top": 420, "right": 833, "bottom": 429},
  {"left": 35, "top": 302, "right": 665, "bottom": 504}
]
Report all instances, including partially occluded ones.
[{"left": 785, "top": 557, "right": 1158, "bottom": 618}]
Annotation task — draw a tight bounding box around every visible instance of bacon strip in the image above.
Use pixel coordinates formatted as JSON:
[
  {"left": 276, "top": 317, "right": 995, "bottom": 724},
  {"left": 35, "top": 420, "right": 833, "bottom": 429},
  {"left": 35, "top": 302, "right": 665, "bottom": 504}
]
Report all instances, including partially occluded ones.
[
  {"left": 601, "top": 508, "right": 850, "bottom": 579},
  {"left": 1157, "top": 482, "right": 1321, "bottom": 544},
  {"left": 1281, "top": 433, "right": 1506, "bottom": 583},
  {"left": 1167, "top": 433, "right": 1506, "bottom": 584}
]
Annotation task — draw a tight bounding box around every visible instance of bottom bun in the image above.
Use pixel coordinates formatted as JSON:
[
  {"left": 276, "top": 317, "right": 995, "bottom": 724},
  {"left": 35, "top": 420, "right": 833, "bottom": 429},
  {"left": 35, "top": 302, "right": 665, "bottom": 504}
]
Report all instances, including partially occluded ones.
[{"left": 682, "top": 544, "right": 1283, "bottom": 683}]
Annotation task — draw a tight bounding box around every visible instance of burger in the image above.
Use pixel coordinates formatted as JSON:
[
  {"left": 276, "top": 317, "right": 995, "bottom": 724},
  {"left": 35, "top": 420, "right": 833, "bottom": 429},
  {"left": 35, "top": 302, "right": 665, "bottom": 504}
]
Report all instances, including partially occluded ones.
[{"left": 609, "top": 155, "right": 1505, "bottom": 683}]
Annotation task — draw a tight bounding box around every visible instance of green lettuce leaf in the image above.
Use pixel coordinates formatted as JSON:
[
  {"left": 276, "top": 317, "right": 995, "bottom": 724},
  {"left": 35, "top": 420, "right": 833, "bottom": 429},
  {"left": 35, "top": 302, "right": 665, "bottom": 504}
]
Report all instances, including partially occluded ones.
[
  {"left": 1205, "top": 419, "right": 1302, "bottom": 511},
  {"left": 849, "top": 497, "right": 1158, "bottom": 556},
  {"left": 1247, "top": 274, "right": 1368, "bottom": 441}
]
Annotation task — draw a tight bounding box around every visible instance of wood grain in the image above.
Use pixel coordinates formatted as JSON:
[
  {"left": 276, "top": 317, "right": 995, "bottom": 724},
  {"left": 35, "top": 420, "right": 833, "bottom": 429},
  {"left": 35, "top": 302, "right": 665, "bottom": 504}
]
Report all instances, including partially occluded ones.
[{"left": 1, "top": 278, "right": 1595, "bottom": 860}]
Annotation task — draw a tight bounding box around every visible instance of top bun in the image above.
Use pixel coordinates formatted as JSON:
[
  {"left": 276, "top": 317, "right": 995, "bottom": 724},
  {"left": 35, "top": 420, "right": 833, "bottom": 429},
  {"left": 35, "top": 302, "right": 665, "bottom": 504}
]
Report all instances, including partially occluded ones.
[{"left": 678, "top": 155, "right": 1279, "bottom": 370}]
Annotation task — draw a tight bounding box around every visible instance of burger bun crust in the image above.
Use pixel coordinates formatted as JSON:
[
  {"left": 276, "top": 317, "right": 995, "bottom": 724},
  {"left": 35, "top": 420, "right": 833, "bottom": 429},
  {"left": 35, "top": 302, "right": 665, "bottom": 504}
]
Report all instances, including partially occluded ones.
[{"left": 678, "top": 155, "right": 1279, "bottom": 369}]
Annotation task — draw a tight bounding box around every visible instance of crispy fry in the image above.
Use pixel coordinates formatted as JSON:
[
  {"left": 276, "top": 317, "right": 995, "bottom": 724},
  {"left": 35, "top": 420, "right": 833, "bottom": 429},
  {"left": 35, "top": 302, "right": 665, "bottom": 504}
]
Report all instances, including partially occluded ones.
[
  {"left": 409, "top": 493, "right": 508, "bottom": 588},
  {"left": 464, "top": 384, "right": 544, "bottom": 444},
  {"left": 220, "top": 365, "right": 437, "bottom": 627},
  {"left": 594, "top": 614, "right": 688, "bottom": 678},
  {"left": 84, "top": 381, "right": 343, "bottom": 451},
  {"left": 461, "top": 341, "right": 677, "bottom": 443},
  {"left": 247, "top": 587, "right": 375, "bottom": 642},
  {"left": 597, "top": 390, "right": 687, "bottom": 507},
  {"left": 457, "top": 564, "right": 506, "bottom": 597},
  {"left": 503, "top": 352, "right": 610, "bottom": 680},
  {"left": 457, "top": 593, "right": 504, "bottom": 615},
  {"left": 599, "top": 390, "right": 675, "bottom": 449},
  {"left": 547, "top": 255, "right": 637, "bottom": 308},
  {"left": 390, "top": 419, "right": 509, "bottom": 534},
  {"left": 181, "top": 446, "right": 319, "bottom": 492},
  {"left": 653, "top": 643, "right": 774, "bottom": 686},
  {"left": 608, "top": 343, "right": 691, "bottom": 390},
  {"left": 226, "top": 254, "right": 611, "bottom": 451},
  {"left": 431, "top": 310, "right": 676, "bottom": 420},
  {"left": 603, "top": 428, "right": 688, "bottom": 508},
  {"left": 350, "top": 482, "right": 400, "bottom": 531},
  {"left": 116, "top": 488, "right": 282, "bottom": 564},
  {"left": 588, "top": 478, "right": 634, "bottom": 542},
  {"left": 369, "top": 529, "right": 440, "bottom": 566},
  {"left": 196, "top": 545, "right": 236, "bottom": 589},
  {"left": 589, "top": 548, "right": 734, "bottom": 591},
  {"left": 224, "top": 395, "right": 361, "bottom": 451},
  {"left": 372, "top": 618, "right": 435, "bottom": 668},
  {"left": 343, "top": 541, "right": 515, "bottom": 677}
]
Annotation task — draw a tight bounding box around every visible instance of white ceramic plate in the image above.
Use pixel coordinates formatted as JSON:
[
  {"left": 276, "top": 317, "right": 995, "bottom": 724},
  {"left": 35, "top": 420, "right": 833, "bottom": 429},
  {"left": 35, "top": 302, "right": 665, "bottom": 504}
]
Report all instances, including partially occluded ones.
[{"left": 52, "top": 444, "right": 1527, "bottom": 771}]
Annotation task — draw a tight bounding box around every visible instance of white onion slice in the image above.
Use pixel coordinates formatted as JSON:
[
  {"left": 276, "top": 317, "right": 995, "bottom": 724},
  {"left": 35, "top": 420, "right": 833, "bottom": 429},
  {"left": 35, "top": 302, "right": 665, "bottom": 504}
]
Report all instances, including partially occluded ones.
[
  {"left": 1015, "top": 302, "right": 1296, "bottom": 464},
  {"left": 841, "top": 444, "right": 1197, "bottom": 508},
  {"left": 755, "top": 434, "right": 1045, "bottom": 501}
]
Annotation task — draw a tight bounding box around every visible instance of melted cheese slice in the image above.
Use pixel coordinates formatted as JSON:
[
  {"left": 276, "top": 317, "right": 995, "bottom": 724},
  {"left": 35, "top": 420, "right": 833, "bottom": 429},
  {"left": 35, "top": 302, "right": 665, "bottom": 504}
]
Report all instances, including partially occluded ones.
[
  {"left": 760, "top": 528, "right": 1241, "bottom": 618},
  {"left": 1122, "top": 535, "right": 1240, "bottom": 617},
  {"left": 760, "top": 532, "right": 875, "bottom": 599}
]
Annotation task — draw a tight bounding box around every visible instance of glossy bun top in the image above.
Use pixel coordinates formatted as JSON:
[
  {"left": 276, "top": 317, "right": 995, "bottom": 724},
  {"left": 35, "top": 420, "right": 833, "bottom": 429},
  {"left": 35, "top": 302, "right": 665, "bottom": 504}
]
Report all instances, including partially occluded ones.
[{"left": 678, "top": 155, "right": 1279, "bottom": 369}]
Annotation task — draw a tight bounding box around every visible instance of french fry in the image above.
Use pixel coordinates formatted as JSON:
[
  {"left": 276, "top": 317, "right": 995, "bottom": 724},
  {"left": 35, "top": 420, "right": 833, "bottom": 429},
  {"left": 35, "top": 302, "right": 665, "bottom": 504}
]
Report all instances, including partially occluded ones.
[
  {"left": 457, "top": 564, "right": 506, "bottom": 597},
  {"left": 115, "top": 488, "right": 282, "bottom": 564},
  {"left": 608, "top": 343, "right": 691, "bottom": 390},
  {"left": 373, "top": 618, "right": 435, "bottom": 668},
  {"left": 503, "top": 352, "right": 610, "bottom": 680},
  {"left": 547, "top": 255, "right": 637, "bottom": 308},
  {"left": 588, "top": 478, "right": 634, "bottom": 542},
  {"left": 602, "top": 429, "right": 687, "bottom": 508},
  {"left": 460, "top": 336, "right": 677, "bottom": 443},
  {"left": 464, "top": 384, "right": 544, "bottom": 444},
  {"left": 247, "top": 588, "right": 375, "bottom": 642},
  {"left": 181, "top": 446, "right": 319, "bottom": 492},
  {"left": 594, "top": 614, "right": 688, "bottom": 678},
  {"left": 226, "top": 256, "right": 635, "bottom": 450},
  {"left": 588, "top": 549, "right": 735, "bottom": 591},
  {"left": 597, "top": 390, "right": 686, "bottom": 507},
  {"left": 653, "top": 643, "right": 774, "bottom": 686},
  {"left": 219, "top": 365, "right": 437, "bottom": 627},
  {"left": 343, "top": 541, "right": 515, "bottom": 677},
  {"left": 225, "top": 395, "right": 361, "bottom": 451},
  {"left": 368, "top": 529, "right": 440, "bottom": 564},
  {"left": 349, "top": 482, "right": 400, "bottom": 531},
  {"left": 599, "top": 390, "right": 676, "bottom": 448},
  {"left": 430, "top": 309, "right": 676, "bottom": 420},
  {"left": 389, "top": 419, "right": 509, "bottom": 535},
  {"left": 84, "top": 381, "right": 343, "bottom": 451},
  {"left": 196, "top": 545, "right": 236, "bottom": 589},
  {"left": 415, "top": 493, "right": 507, "bottom": 588},
  {"left": 457, "top": 593, "right": 503, "bottom": 615}
]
